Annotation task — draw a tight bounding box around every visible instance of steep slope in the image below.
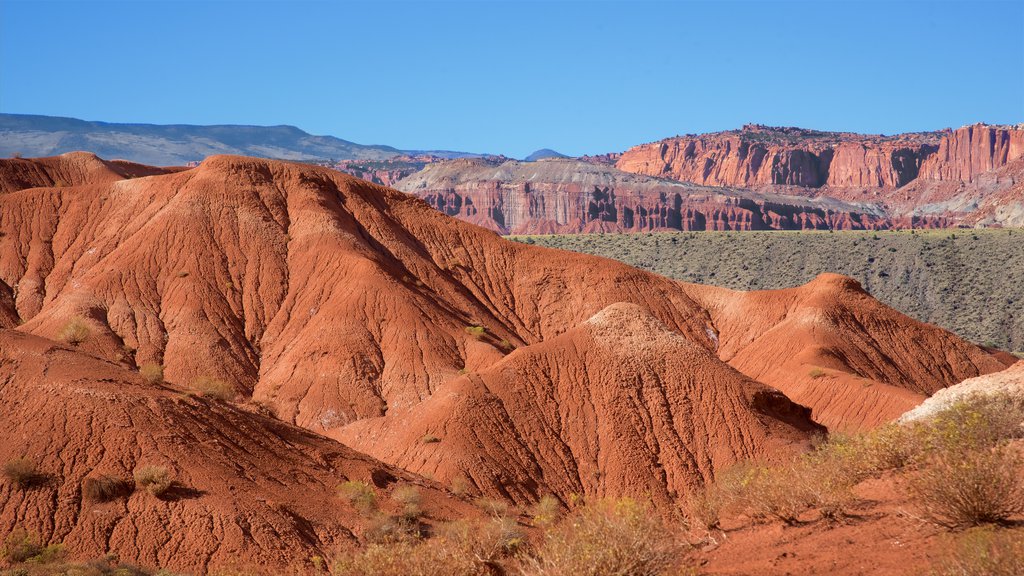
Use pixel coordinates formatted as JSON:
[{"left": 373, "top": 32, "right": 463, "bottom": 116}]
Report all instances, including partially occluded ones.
[
  {"left": 0, "top": 330, "right": 474, "bottom": 573},
  {"left": 394, "top": 157, "right": 919, "bottom": 234},
  {"left": 686, "top": 274, "right": 1010, "bottom": 431},
  {"left": 337, "top": 303, "right": 821, "bottom": 507}
]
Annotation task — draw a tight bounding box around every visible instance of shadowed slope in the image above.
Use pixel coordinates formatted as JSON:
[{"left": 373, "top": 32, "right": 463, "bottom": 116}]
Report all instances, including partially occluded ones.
[
  {"left": 687, "top": 274, "right": 1010, "bottom": 431},
  {"left": 337, "top": 303, "right": 822, "bottom": 507},
  {"left": 0, "top": 330, "right": 474, "bottom": 573}
]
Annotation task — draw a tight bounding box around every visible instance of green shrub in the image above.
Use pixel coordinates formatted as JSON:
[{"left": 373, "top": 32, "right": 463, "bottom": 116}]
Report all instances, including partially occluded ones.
[
  {"left": 464, "top": 325, "right": 486, "bottom": 339},
  {"left": 391, "top": 485, "right": 422, "bottom": 522}
]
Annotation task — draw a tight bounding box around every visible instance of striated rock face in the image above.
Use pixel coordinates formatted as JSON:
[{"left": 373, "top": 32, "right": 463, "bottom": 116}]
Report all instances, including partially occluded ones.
[
  {"left": 615, "top": 125, "right": 942, "bottom": 190},
  {"left": 918, "top": 124, "right": 1024, "bottom": 182},
  {"left": 395, "top": 157, "right": 948, "bottom": 234}
]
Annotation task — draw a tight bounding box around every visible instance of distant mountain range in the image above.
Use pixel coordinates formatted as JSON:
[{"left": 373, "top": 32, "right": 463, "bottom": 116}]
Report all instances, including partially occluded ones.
[{"left": 0, "top": 113, "right": 481, "bottom": 165}]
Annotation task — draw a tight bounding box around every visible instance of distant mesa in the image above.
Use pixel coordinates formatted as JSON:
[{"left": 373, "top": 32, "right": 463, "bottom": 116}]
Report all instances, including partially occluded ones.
[{"left": 524, "top": 148, "right": 568, "bottom": 161}]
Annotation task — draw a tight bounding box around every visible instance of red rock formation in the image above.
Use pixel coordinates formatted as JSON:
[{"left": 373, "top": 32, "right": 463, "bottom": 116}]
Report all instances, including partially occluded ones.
[
  {"left": 396, "top": 157, "right": 906, "bottom": 234},
  {"left": 615, "top": 125, "right": 941, "bottom": 190},
  {"left": 0, "top": 153, "right": 1013, "bottom": 568},
  {"left": 0, "top": 330, "right": 474, "bottom": 574},
  {"left": 686, "top": 274, "right": 1011, "bottom": 431},
  {"left": 918, "top": 124, "right": 1024, "bottom": 182},
  {"left": 337, "top": 303, "right": 822, "bottom": 507}
]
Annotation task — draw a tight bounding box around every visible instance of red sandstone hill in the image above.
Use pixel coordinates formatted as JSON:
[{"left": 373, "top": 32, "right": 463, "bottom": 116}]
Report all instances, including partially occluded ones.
[
  {"left": 0, "top": 329, "right": 475, "bottom": 574},
  {"left": 0, "top": 152, "right": 1014, "bottom": 570}
]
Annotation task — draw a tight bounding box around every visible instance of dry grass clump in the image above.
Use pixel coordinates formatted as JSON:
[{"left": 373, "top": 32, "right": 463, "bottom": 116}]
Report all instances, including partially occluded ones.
[
  {"left": 192, "top": 377, "right": 235, "bottom": 401},
  {"left": 4, "top": 457, "right": 42, "bottom": 489},
  {"left": 521, "top": 498, "right": 681, "bottom": 576},
  {"left": 59, "top": 317, "right": 90, "bottom": 345},
  {"left": 339, "top": 480, "right": 378, "bottom": 516},
  {"left": 82, "top": 474, "right": 132, "bottom": 503},
  {"left": 464, "top": 325, "right": 486, "bottom": 339},
  {"left": 907, "top": 444, "right": 1024, "bottom": 528},
  {"left": 931, "top": 528, "right": 1024, "bottom": 576},
  {"left": 138, "top": 363, "right": 164, "bottom": 385},
  {"left": 529, "top": 495, "right": 562, "bottom": 528},
  {"left": 133, "top": 465, "right": 174, "bottom": 497},
  {"left": 391, "top": 485, "right": 423, "bottom": 522},
  {"left": 333, "top": 515, "right": 522, "bottom": 576}
]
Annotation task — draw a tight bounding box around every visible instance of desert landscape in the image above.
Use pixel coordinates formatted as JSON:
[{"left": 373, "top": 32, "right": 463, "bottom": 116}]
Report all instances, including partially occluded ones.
[{"left": 1, "top": 0, "right": 1023, "bottom": 575}]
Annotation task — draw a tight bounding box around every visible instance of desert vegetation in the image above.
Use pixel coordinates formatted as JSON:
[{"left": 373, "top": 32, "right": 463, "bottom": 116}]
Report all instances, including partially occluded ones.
[
  {"left": 138, "top": 363, "right": 164, "bottom": 384},
  {"left": 3, "top": 457, "right": 42, "bottom": 489},
  {"left": 133, "top": 465, "right": 174, "bottom": 498},
  {"left": 58, "top": 317, "right": 90, "bottom": 346},
  {"left": 81, "top": 474, "right": 132, "bottom": 503},
  {"left": 513, "top": 229, "right": 1024, "bottom": 352},
  {"left": 192, "top": 377, "right": 235, "bottom": 401}
]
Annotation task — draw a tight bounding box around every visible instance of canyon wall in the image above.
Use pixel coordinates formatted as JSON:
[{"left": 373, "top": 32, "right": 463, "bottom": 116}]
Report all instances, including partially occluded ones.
[
  {"left": 395, "top": 158, "right": 946, "bottom": 234},
  {"left": 615, "top": 125, "right": 942, "bottom": 190}
]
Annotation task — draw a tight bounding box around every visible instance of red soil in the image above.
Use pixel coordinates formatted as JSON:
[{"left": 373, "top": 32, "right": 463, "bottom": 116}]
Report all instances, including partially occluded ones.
[{"left": 0, "top": 152, "right": 1013, "bottom": 571}]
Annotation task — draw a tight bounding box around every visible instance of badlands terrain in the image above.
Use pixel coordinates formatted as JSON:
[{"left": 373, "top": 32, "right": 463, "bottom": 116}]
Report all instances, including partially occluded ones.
[
  {"left": 516, "top": 229, "right": 1024, "bottom": 353},
  {"left": 0, "top": 152, "right": 1021, "bottom": 575}
]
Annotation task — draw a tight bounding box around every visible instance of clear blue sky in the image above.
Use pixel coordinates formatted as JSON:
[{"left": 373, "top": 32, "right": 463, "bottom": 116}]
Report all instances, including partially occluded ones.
[{"left": 1, "top": 0, "right": 1022, "bottom": 157}]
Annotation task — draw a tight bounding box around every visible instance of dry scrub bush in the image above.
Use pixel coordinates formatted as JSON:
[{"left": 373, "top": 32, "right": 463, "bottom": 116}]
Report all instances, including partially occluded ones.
[
  {"left": 4, "top": 457, "right": 41, "bottom": 489},
  {"left": 529, "top": 495, "right": 561, "bottom": 528},
  {"left": 920, "top": 394, "right": 1024, "bottom": 454},
  {"left": 339, "top": 480, "right": 377, "bottom": 516},
  {"left": 333, "top": 516, "right": 522, "bottom": 576},
  {"left": 932, "top": 527, "right": 1024, "bottom": 576},
  {"left": 907, "top": 444, "right": 1024, "bottom": 528},
  {"left": 133, "top": 465, "right": 173, "bottom": 497},
  {"left": 476, "top": 497, "right": 510, "bottom": 519},
  {"left": 193, "top": 377, "right": 235, "bottom": 401},
  {"left": 82, "top": 474, "right": 132, "bottom": 503},
  {"left": 391, "top": 485, "right": 423, "bottom": 522},
  {"left": 2, "top": 529, "right": 64, "bottom": 564},
  {"left": 521, "top": 498, "right": 681, "bottom": 576},
  {"left": 59, "top": 318, "right": 90, "bottom": 345},
  {"left": 685, "top": 485, "right": 724, "bottom": 531},
  {"left": 139, "top": 363, "right": 164, "bottom": 385}
]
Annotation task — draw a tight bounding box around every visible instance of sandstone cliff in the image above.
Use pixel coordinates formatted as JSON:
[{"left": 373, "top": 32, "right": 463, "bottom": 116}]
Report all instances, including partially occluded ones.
[
  {"left": 395, "top": 157, "right": 946, "bottom": 234},
  {"left": 614, "top": 125, "right": 942, "bottom": 190}
]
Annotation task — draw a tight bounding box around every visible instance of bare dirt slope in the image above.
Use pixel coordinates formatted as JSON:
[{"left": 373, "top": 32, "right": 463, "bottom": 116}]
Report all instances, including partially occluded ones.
[
  {"left": 337, "top": 303, "right": 822, "bottom": 507},
  {"left": 0, "top": 330, "right": 475, "bottom": 574}
]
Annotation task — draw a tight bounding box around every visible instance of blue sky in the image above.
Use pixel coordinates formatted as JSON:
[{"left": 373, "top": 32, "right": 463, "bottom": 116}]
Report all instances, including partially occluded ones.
[{"left": 1, "top": 0, "right": 1022, "bottom": 157}]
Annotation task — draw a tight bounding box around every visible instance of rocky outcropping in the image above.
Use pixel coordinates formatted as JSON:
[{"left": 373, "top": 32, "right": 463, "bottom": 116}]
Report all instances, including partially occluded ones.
[
  {"left": 918, "top": 124, "right": 1024, "bottom": 182},
  {"left": 615, "top": 125, "right": 942, "bottom": 190},
  {"left": 395, "top": 157, "right": 948, "bottom": 234}
]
